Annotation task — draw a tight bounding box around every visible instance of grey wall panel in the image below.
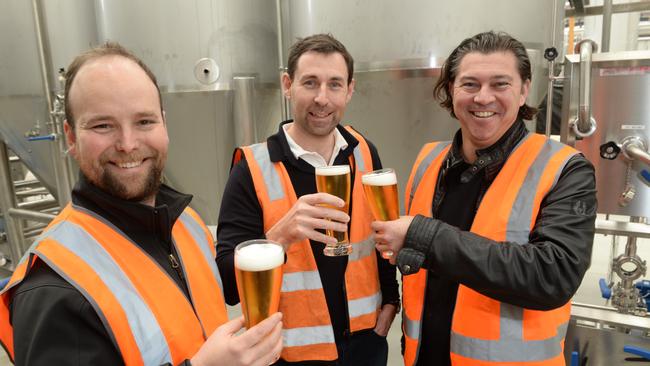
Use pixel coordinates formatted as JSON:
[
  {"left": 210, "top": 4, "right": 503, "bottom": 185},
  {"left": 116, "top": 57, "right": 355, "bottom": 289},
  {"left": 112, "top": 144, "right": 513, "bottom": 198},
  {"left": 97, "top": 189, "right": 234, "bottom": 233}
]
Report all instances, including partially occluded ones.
[
  {"left": 343, "top": 72, "right": 457, "bottom": 211},
  {"left": 162, "top": 91, "right": 234, "bottom": 225}
]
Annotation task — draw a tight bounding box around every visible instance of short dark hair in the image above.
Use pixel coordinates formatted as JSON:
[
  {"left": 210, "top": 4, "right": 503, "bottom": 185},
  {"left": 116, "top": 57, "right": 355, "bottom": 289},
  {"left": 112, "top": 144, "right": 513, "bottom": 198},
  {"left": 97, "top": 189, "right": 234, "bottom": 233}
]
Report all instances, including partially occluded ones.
[
  {"left": 433, "top": 31, "right": 537, "bottom": 120},
  {"left": 64, "top": 41, "right": 162, "bottom": 128},
  {"left": 286, "top": 33, "right": 354, "bottom": 84}
]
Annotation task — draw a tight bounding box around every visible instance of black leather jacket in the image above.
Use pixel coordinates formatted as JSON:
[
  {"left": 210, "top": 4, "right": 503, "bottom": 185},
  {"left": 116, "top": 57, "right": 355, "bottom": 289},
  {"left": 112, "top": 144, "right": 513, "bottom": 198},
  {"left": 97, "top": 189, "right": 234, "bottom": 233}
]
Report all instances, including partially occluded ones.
[{"left": 397, "top": 120, "right": 597, "bottom": 310}]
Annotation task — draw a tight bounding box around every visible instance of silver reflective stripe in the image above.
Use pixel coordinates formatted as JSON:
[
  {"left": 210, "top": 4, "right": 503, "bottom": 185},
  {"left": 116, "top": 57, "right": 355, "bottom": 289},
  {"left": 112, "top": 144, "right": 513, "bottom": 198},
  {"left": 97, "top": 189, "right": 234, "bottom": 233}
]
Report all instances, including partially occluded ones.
[
  {"left": 348, "top": 291, "right": 381, "bottom": 318},
  {"left": 500, "top": 303, "right": 523, "bottom": 340},
  {"left": 450, "top": 322, "right": 568, "bottom": 362},
  {"left": 403, "top": 312, "right": 420, "bottom": 340},
  {"left": 38, "top": 220, "right": 172, "bottom": 365},
  {"left": 281, "top": 270, "right": 323, "bottom": 292},
  {"left": 507, "top": 138, "right": 567, "bottom": 244},
  {"left": 250, "top": 143, "right": 285, "bottom": 201},
  {"left": 353, "top": 144, "right": 365, "bottom": 172},
  {"left": 178, "top": 212, "right": 223, "bottom": 291},
  {"left": 450, "top": 137, "right": 573, "bottom": 362},
  {"left": 283, "top": 325, "right": 336, "bottom": 347},
  {"left": 348, "top": 236, "right": 375, "bottom": 262},
  {"left": 408, "top": 142, "right": 451, "bottom": 212}
]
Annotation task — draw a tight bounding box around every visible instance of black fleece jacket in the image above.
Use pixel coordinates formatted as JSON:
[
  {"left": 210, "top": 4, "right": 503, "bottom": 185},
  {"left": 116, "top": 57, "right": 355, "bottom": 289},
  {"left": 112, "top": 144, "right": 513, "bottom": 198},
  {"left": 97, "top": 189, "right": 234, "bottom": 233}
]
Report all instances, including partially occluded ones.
[{"left": 9, "top": 174, "right": 194, "bottom": 366}]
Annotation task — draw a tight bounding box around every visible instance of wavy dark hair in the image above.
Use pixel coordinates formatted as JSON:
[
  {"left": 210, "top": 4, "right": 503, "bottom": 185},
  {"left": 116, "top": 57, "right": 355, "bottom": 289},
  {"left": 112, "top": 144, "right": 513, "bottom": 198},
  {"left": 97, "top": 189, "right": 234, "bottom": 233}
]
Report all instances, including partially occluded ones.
[{"left": 433, "top": 31, "right": 537, "bottom": 120}]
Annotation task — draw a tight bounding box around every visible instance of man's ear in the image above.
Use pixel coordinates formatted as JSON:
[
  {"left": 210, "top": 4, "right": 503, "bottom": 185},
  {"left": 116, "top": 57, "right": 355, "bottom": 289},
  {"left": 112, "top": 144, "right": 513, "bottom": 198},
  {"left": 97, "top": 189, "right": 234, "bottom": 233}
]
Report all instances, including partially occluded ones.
[
  {"left": 346, "top": 78, "right": 355, "bottom": 103},
  {"left": 63, "top": 120, "right": 77, "bottom": 158},
  {"left": 520, "top": 79, "right": 531, "bottom": 106},
  {"left": 281, "top": 72, "right": 292, "bottom": 99}
]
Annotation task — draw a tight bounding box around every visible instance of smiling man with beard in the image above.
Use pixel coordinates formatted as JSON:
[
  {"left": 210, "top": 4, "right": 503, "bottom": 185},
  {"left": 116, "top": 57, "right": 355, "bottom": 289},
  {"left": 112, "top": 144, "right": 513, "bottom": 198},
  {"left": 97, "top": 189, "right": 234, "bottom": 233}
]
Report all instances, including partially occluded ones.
[
  {"left": 371, "top": 31, "right": 597, "bottom": 366},
  {"left": 216, "top": 34, "right": 399, "bottom": 365},
  {"left": 0, "top": 42, "right": 283, "bottom": 366}
]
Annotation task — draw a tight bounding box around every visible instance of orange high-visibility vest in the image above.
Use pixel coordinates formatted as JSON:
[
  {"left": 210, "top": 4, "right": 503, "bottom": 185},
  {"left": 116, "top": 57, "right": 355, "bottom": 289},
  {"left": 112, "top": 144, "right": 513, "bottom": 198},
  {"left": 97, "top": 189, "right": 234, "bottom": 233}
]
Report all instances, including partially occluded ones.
[
  {"left": 402, "top": 133, "right": 578, "bottom": 366},
  {"left": 234, "top": 126, "right": 381, "bottom": 362},
  {"left": 0, "top": 204, "right": 228, "bottom": 366}
]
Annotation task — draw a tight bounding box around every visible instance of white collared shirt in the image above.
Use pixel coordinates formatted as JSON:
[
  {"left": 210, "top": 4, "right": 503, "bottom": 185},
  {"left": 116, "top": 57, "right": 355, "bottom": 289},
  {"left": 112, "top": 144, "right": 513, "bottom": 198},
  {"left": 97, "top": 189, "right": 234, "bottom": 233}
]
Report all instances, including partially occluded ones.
[{"left": 282, "top": 123, "right": 349, "bottom": 168}]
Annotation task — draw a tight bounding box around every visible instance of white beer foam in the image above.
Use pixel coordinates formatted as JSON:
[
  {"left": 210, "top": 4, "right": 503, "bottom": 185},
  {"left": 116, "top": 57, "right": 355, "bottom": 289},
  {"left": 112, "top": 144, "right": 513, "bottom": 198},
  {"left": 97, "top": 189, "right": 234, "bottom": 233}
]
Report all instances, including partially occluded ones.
[
  {"left": 362, "top": 171, "right": 397, "bottom": 186},
  {"left": 315, "top": 165, "right": 350, "bottom": 176},
  {"left": 236, "top": 243, "right": 284, "bottom": 271}
]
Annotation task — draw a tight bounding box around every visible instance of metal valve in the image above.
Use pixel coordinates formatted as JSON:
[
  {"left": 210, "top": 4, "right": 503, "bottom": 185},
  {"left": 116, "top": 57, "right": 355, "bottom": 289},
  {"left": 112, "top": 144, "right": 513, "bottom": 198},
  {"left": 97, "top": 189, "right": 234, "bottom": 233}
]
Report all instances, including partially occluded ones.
[
  {"left": 600, "top": 141, "right": 621, "bottom": 160},
  {"left": 544, "top": 47, "right": 558, "bottom": 62}
]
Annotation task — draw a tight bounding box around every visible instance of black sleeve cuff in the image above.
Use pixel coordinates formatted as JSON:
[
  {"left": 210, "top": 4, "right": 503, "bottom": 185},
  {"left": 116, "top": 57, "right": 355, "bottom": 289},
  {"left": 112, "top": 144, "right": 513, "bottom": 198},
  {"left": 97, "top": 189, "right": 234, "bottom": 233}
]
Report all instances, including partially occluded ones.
[{"left": 396, "top": 215, "right": 440, "bottom": 275}]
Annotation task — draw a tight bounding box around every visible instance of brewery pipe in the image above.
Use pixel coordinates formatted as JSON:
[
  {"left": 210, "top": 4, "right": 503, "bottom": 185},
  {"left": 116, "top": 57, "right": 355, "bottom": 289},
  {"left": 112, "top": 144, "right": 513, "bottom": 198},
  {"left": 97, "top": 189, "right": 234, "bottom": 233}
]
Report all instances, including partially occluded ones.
[
  {"left": 572, "top": 39, "right": 598, "bottom": 138},
  {"left": 0, "top": 141, "right": 26, "bottom": 270}
]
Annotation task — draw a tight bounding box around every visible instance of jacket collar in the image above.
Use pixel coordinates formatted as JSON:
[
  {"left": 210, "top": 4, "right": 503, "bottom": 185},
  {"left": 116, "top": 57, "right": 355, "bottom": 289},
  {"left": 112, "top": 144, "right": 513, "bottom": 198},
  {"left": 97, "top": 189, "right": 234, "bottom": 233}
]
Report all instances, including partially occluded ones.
[
  {"left": 447, "top": 119, "right": 528, "bottom": 183},
  {"left": 71, "top": 173, "right": 193, "bottom": 241},
  {"left": 267, "top": 120, "right": 360, "bottom": 172}
]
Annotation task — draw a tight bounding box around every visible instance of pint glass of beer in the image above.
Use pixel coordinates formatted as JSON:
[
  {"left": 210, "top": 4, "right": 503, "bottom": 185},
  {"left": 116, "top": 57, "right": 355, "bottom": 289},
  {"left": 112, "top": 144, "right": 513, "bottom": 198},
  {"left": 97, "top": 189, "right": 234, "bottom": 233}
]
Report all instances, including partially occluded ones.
[
  {"left": 315, "top": 165, "right": 351, "bottom": 256},
  {"left": 234, "top": 239, "right": 284, "bottom": 328},
  {"left": 362, "top": 168, "right": 399, "bottom": 259}
]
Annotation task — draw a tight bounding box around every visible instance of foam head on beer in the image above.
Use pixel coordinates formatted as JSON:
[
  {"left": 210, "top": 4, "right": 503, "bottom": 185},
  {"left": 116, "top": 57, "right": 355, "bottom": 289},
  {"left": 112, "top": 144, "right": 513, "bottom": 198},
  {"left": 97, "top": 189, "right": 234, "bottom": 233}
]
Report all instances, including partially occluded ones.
[
  {"left": 235, "top": 242, "right": 284, "bottom": 271},
  {"left": 315, "top": 165, "right": 350, "bottom": 176},
  {"left": 362, "top": 169, "right": 397, "bottom": 186}
]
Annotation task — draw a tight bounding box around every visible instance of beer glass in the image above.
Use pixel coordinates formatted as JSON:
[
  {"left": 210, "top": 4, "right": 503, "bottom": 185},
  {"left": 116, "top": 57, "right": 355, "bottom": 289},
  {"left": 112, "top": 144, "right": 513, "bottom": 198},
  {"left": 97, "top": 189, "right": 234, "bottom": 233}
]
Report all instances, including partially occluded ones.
[
  {"left": 315, "top": 165, "right": 351, "bottom": 256},
  {"left": 362, "top": 168, "right": 399, "bottom": 259},
  {"left": 234, "top": 239, "right": 284, "bottom": 328}
]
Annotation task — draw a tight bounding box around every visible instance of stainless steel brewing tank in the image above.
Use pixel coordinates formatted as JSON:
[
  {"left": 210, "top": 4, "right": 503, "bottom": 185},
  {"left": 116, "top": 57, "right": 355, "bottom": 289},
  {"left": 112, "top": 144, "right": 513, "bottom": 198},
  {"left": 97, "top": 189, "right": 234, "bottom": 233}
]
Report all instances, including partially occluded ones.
[
  {"left": 278, "top": 0, "right": 564, "bottom": 202},
  {"left": 561, "top": 51, "right": 650, "bottom": 217},
  {"left": 0, "top": 0, "right": 96, "bottom": 197}
]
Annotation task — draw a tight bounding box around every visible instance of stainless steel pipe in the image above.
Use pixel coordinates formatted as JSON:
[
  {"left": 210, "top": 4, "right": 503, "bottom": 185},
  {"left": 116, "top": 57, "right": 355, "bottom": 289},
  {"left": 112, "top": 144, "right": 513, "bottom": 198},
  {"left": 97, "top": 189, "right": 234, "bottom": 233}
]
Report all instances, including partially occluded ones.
[
  {"left": 17, "top": 197, "right": 58, "bottom": 211},
  {"left": 602, "top": 0, "right": 613, "bottom": 52},
  {"left": 572, "top": 39, "right": 598, "bottom": 138},
  {"left": 0, "top": 141, "right": 26, "bottom": 269},
  {"left": 233, "top": 76, "right": 258, "bottom": 146},
  {"left": 8, "top": 208, "right": 56, "bottom": 224}
]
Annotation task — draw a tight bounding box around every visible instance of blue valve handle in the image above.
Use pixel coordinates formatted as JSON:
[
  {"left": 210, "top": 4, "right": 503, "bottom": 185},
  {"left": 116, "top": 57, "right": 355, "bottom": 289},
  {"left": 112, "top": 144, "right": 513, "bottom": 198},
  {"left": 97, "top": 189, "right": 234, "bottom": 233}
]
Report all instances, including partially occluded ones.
[
  {"left": 27, "top": 135, "right": 55, "bottom": 141},
  {"left": 599, "top": 278, "right": 611, "bottom": 299},
  {"left": 641, "top": 170, "right": 650, "bottom": 185},
  {"left": 624, "top": 345, "right": 650, "bottom": 360}
]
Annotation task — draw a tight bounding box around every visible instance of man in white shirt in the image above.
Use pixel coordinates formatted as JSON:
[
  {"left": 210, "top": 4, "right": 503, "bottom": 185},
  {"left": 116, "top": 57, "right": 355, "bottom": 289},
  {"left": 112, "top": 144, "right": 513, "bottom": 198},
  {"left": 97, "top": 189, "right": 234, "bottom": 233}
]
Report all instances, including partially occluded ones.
[{"left": 216, "top": 34, "right": 399, "bottom": 365}]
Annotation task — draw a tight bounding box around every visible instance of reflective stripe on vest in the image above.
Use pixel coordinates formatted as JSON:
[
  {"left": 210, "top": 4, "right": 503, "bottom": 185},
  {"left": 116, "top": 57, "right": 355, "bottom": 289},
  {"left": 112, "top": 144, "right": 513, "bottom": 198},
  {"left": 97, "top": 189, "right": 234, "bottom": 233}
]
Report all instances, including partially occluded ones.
[
  {"left": 250, "top": 143, "right": 285, "bottom": 201},
  {"left": 178, "top": 211, "right": 224, "bottom": 292},
  {"left": 403, "top": 310, "right": 420, "bottom": 340},
  {"left": 35, "top": 219, "right": 172, "bottom": 365},
  {"left": 239, "top": 126, "right": 381, "bottom": 362},
  {"left": 450, "top": 136, "right": 576, "bottom": 363},
  {"left": 404, "top": 134, "right": 577, "bottom": 366},
  {"left": 407, "top": 141, "right": 451, "bottom": 212},
  {"left": 0, "top": 204, "right": 227, "bottom": 366}
]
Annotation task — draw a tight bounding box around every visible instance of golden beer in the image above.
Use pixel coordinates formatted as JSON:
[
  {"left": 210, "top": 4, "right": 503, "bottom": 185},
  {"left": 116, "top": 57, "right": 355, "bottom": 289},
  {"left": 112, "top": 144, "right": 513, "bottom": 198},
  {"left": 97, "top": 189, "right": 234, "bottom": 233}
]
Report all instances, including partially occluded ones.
[
  {"left": 315, "top": 165, "right": 351, "bottom": 256},
  {"left": 234, "top": 240, "right": 284, "bottom": 328},
  {"left": 362, "top": 169, "right": 399, "bottom": 259}
]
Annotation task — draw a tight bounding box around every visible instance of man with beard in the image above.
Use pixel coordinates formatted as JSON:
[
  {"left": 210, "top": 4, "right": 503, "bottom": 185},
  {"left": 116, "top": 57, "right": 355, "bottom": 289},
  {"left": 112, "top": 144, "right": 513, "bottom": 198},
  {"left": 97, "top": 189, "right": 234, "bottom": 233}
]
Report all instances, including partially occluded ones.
[
  {"left": 0, "top": 42, "right": 282, "bottom": 366},
  {"left": 216, "top": 34, "right": 399, "bottom": 365}
]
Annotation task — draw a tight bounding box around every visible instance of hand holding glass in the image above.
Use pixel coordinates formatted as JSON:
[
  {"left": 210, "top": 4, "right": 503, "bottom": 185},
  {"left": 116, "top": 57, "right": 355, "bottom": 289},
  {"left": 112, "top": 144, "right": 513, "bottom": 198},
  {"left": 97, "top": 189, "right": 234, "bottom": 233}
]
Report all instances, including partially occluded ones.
[
  {"left": 362, "top": 168, "right": 399, "bottom": 259},
  {"left": 315, "top": 165, "right": 351, "bottom": 256},
  {"left": 234, "top": 239, "right": 284, "bottom": 328}
]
